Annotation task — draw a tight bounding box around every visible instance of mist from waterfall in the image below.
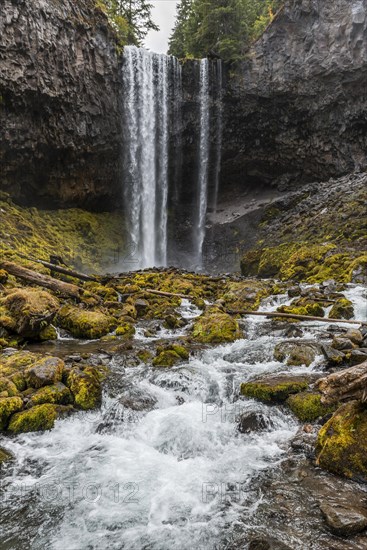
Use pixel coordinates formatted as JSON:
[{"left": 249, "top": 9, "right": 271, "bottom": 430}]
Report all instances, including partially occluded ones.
[{"left": 122, "top": 47, "right": 222, "bottom": 271}]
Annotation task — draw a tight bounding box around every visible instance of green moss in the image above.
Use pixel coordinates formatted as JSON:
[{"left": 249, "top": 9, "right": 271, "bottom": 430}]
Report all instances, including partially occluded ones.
[
  {"left": 0, "top": 376, "right": 19, "bottom": 397},
  {"left": 7, "top": 403, "right": 60, "bottom": 433},
  {"left": 0, "top": 351, "right": 41, "bottom": 390},
  {"left": 27, "top": 382, "right": 73, "bottom": 407},
  {"left": 171, "top": 345, "right": 189, "bottom": 360},
  {"left": 0, "top": 196, "right": 125, "bottom": 274},
  {"left": 39, "top": 325, "right": 58, "bottom": 341},
  {"left": 287, "top": 392, "right": 336, "bottom": 422},
  {"left": 115, "top": 323, "right": 135, "bottom": 338},
  {"left": 192, "top": 306, "right": 241, "bottom": 344},
  {"left": 0, "top": 396, "right": 23, "bottom": 430},
  {"left": 316, "top": 401, "right": 367, "bottom": 482},
  {"left": 240, "top": 376, "right": 309, "bottom": 403},
  {"left": 67, "top": 366, "right": 102, "bottom": 410},
  {"left": 277, "top": 299, "right": 325, "bottom": 319},
  {"left": 280, "top": 244, "right": 336, "bottom": 281},
  {"left": 83, "top": 282, "right": 119, "bottom": 301},
  {"left": 0, "top": 447, "right": 13, "bottom": 464},
  {"left": 219, "top": 279, "right": 271, "bottom": 311},
  {"left": 152, "top": 350, "right": 182, "bottom": 368},
  {"left": 240, "top": 249, "right": 263, "bottom": 277},
  {"left": 56, "top": 305, "right": 117, "bottom": 339},
  {"left": 274, "top": 341, "right": 321, "bottom": 367},
  {"left": 258, "top": 243, "right": 299, "bottom": 278},
  {"left": 329, "top": 298, "right": 354, "bottom": 320},
  {"left": 137, "top": 350, "right": 153, "bottom": 364},
  {"left": 0, "top": 288, "right": 59, "bottom": 339},
  {"left": 0, "top": 269, "right": 8, "bottom": 284},
  {"left": 25, "top": 356, "right": 64, "bottom": 389}
]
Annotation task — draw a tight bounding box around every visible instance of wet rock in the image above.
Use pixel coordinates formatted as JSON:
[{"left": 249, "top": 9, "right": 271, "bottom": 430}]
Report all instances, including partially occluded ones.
[
  {"left": 247, "top": 536, "right": 292, "bottom": 550},
  {"left": 349, "top": 350, "right": 367, "bottom": 366},
  {"left": 321, "top": 344, "right": 346, "bottom": 367},
  {"left": 119, "top": 386, "right": 157, "bottom": 412},
  {"left": 0, "top": 446, "right": 13, "bottom": 464},
  {"left": 320, "top": 502, "right": 367, "bottom": 536},
  {"left": 238, "top": 411, "right": 274, "bottom": 434},
  {"left": 274, "top": 340, "right": 322, "bottom": 367},
  {"left": 25, "top": 357, "right": 64, "bottom": 389},
  {"left": 240, "top": 375, "right": 310, "bottom": 404},
  {"left": 332, "top": 337, "right": 355, "bottom": 351},
  {"left": 290, "top": 425, "right": 318, "bottom": 457},
  {"left": 115, "top": 323, "right": 135, "bottom": 338},
  {"left": 329, "top": 298, "right": 354, "bottom": 320},
  {"left": 316, "top": 401, "right": 367, "bottom": 482},
  {"left": 134, "top": 299, "right": 149, "bottom": 316},
  {"left": 345, "top": 329, "right": 364, "bottom": 346}
]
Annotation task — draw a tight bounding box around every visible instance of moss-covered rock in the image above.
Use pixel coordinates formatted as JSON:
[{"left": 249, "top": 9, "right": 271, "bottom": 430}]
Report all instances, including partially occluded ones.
[
  {"left": 286, "top": 392, "right": 336, "bottom": 422},
  {"left": 277, "top": 297, "right": 325, "bottom": 319},
  {"left": 219, "top": 279, "right": 271, "bottom": 311},
  {"left": 39, "top": 325, "right": 58, "bottom": 341},
  {"left": 240, "top": 375, "right": 309, "bottom": 404},
  {"left": 0, "top": 288, "right": 59, "bottom": 339},
  {"left": 0, "top": 269, "right": 8, "bottom": 284},
  {"left": 137, "top": 350, "right": 153, "bottom": 364},
  {"left": 329, "top": 298, "right": 354, "bottom": 320},
  {"left": 7, "top": 403, "right": 62, "bottom": 433},
  {"left": 55, "top": 305, "right": 117, "bottom": 339},
  {"left": 274, "top": 341, "right": 322, "bottom": 367},
  {"left": 0, "top": 396, "right": 23, "bottom": 430},
  {"left": 152, "top": 350, "right": 182, "bottom": 368},
  {"left": 192, "top": 306, "right": 241, "bottom": 344},
  {"left": 66, "top": 366, "right": 102, "bottom": 410},
  {"left": 0, "top": 376, "right": 19, "bottom": 397},
  {"left": 0, "top": 351, "right": 41, "bottom": 390},
  {"left": 26, "top": 382, "right": 73, "bottom": 408},
  {"left": 25, "top": 356, "right": 64, "bottom": 389},
  {"left": 316, "top": 401, "right": 367, "bottom": 482},
  {"left": 115, "top": 323, "right": 135, "bottom": 338}
]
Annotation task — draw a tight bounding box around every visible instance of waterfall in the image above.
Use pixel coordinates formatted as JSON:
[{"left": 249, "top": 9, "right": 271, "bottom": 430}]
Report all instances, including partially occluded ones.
[
  {"left": 194, "top": 58, "right": 210, "bottom": 268},
  {"left": 122, "top": 46, "right": 172, "bottom": 269}
]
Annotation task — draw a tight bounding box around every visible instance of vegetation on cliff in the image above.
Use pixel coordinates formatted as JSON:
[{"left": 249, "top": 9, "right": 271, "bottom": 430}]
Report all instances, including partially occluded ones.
[{"left": 168, "top": 0, "right": 283, "bottom": 61}]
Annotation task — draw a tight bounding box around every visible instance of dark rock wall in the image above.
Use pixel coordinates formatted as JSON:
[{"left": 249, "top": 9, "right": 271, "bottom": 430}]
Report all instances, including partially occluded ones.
[
  {"left": 0, "top": 0, "right": 121, "bottom": 210},
  {"left": 221, "top": 0, "right": 367, "bottom": 193}
]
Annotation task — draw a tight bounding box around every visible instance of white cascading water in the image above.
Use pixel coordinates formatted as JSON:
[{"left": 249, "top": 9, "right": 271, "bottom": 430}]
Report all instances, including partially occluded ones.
[
  {"left": 122, "top": 46, "right": 172, "bottom": 268},
  {"left": 195, "top": 58, "right": 211, "bottom": 268},
  {"left": 212, "top": 60, "right": 223, "bottom": 214}
]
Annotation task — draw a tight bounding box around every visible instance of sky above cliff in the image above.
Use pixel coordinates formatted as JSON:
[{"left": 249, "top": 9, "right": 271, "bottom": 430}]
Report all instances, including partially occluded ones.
[{"left": 145, "top": 1, "right": 179, "bottom": 53}]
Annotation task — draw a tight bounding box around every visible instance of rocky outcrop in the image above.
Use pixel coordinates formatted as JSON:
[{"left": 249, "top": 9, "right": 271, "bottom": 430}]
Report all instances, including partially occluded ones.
[
  {"left": 221, "top": 0, "right": 367, "bottom": 192},
  {"left": 0, "top": 0, "right": 121, "bottom": 209}
]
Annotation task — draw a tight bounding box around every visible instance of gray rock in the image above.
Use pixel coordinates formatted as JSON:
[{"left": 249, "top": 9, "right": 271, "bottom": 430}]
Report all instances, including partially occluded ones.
[
  {"left": 238, "top": 411, "right": 274, "bottom": 434},
  {"left": 332, "top": 337, "right": 355, "bottom": 351},
  {"left": 320, "top": 502, "right": 367, "bottom": 536}
]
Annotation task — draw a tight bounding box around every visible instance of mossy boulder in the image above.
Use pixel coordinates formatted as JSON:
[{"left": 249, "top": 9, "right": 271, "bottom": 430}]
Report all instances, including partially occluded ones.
[
  {"left": 66, "top": 366, "right": 102, "bottom": 410},
  {"left": 0, "top": 396, "right": 23, "bottom": 430},
  {"left": 241, "top": 375, "right": 309, "bottom": 404},
  {"left": 39, "top": 325, "right": 58, "bottom": 341},
  {"left": 329, "top": 298, "right": 354, "bottom": 320},
  {"left": 0, "top": 288, "right": 59, "bottom": 339},
  {"left": 26, "top": 382, "right": 73, "bottom": 408},
  {"left": 0, "top": 376, "right": 19, "bottom": 397},
  {"left": 56, "top": 305, "right": 117, "bottom": 339},
  {"left": 25, "top": 357, "right": 64, "bottom": 389},
  {"left": 7, "top": 403, "right": 66, "bottom": 433},
  {"left": 153, "top": 350, "right": 182, "bottom": 368},
  {"left": 219, "top": 279, "right": 271, "bottom": 311},
  {"left": 277, "top": 298, "right": 324, "bottom": 319},
  {"left": 287, "top": 392, "right": 336, "bottom": 422},
  {"left": 192, "top": 306, "right": 241, "bottom": 344},
  {"left": 316, "top": 401, "right": 367, "bottom": 482},
  {"left": 274, "top": 341, "right": 322, "bottom": 367},
  {"left": 115, "top": 323, "right": 135, "bottom": 338},
  {"left": 0, "top": 351, "right": 41, "bottom": 390},
  {"left": 137, "top": 350, "right": 153, "bottom": 364}
]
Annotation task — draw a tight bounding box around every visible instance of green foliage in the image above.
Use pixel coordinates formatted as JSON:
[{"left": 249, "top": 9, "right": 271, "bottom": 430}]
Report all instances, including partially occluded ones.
[
  {"left": 98, "top": 0, "right": 158, "bottom": 46},
  {"left": 168, "top": 0, "right": 283, "bottom": 61}
]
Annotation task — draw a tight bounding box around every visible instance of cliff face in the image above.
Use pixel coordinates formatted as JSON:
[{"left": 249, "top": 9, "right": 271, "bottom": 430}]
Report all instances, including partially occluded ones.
[
  {"left": 221, "top": 0, "right": 367, "bottom": 191},
  {"left": 0, "top": 0, "right": 121, "bottom": 210}
]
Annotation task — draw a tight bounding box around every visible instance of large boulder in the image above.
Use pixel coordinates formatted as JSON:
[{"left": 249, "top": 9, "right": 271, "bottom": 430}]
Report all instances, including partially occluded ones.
[
  {"left": 0, "top": 350, "right": 40, "bottom": 390},
  {"left": 274, "top": 340, "right": 322, "bottom": 367},
  {"left": 240, "top": 375, "right": 309, "bottom": 404},
  {"left": 25, "top": 356, "right": 64, "bottom": 389},
  {"left": 26, "top": 382, "right": 73, "bottom": 408},
  {"left": 316, "top": 401, "right": 367, "bottom": 482},
  {"left": 0, "top": 288, "right": 59, "bottom": 338},
  {"left": 286, "top": 392, "right": 336, "bottom": 422},
  {"left": 66, "top": 366, "right": 103, "bottom": 410},
  {"left": 7, "top": 403, "right": 71, "bottom": 433},
  {"left": 0, "top": 396, "right": 23, "bottom": 430},
  {"left": 55, "top": 305, "right": 117, "bottom": 339},
  {"left": 192, "top": 306, "right": 241, "bottom": 344}
]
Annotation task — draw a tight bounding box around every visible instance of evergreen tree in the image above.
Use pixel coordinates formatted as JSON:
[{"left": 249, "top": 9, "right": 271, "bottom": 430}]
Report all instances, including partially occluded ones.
[
  {"left": 98, "top": 0, "right": 159, "bottom": 46},
  {"left": 168, "top": 0, "right": 283, "bottom": 61}
]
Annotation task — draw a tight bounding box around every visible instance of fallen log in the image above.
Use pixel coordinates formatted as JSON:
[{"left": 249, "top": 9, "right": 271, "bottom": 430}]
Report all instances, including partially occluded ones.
[
  {"left": 317, "top": 361, "right": 367, "bottom": 405},
  {"left": 144, "top": 289, "right": 190, "bottom": 300},
  {"left": 0, "top": 261, "right": 83, "bottom": 299},
  {"left": 32, "top": 259, "right": 98, "bottom": 282},
  {"left": 226, "top": 310, "right": 367, "bottom": 326}
]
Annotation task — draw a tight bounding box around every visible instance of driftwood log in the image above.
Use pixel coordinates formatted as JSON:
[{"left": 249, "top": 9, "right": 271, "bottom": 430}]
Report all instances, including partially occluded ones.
[
  {"left": 32, "top": 259, "right": 98, "bottom": 282},
  {"left": 227, "top": 310, "right": 367, "bottom": 326},
  {"left": 317, "top": 360, "right": 367, "bottom": 405},
  {"left": 0, "top": 261, "right": 83, "bottom": 299}
]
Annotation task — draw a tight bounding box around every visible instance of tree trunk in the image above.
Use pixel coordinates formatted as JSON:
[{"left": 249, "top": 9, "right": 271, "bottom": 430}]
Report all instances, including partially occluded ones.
[
  {"left": 317, "top": 361, "right": 367, "bottom": 405},
  {"left": 227, "top": 309, "right": 367, "bottom": 326}
]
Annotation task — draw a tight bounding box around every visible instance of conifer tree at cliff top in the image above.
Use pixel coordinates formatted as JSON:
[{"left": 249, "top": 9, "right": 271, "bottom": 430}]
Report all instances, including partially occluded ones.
[{"left": 98, "top": 0, "right": 159, "bottom": 45}]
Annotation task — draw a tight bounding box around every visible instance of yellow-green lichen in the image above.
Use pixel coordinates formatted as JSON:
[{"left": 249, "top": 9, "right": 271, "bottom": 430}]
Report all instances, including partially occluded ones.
[
  {"left": 7, "top": 403, "right": 60, "bottom": 433},
  {"left": 26, "top": 382, "right": 73, "bottom": 408},
  {"left": 192, "top": 306, "right": 241, "bottom": 344},
  {"left": 0, "top": 396, "right": 23, "bottom": 430},
  {"left": 316, "top": 401, "right": 367, "bottom": 482},
  {"left": 66, "top": 366, "right": 102, "bottom": 410},
  {"left": 286, "top": 392, "right": 336, "bottom": 422},
  {"left": 240, "top": 376, "right": 309, "bottom": 403}
]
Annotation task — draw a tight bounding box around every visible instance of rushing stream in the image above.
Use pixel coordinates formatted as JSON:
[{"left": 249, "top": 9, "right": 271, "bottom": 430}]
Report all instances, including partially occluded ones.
[{"left": 2, "top": 286, "right": 365, "bottom": 549}]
